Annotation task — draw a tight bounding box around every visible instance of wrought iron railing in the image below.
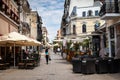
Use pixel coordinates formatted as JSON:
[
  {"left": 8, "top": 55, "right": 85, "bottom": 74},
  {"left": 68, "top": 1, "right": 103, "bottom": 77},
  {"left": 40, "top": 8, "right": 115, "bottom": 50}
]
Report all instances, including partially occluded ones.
[{"left": 99, "top": 1, "right": 119, "bottom": 17}]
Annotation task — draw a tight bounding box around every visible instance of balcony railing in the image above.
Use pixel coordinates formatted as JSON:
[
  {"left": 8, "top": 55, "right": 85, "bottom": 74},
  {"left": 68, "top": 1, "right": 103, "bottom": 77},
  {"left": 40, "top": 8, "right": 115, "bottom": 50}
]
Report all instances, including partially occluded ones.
[
  {"left": 10, "top": 10, "right": 19, "bottom": 24},
  {"left": 99, "top": 1, "right": 120, "bottom": 19},
  {"left": 0, "top": 0, "right": 20, "bottom": 24}
]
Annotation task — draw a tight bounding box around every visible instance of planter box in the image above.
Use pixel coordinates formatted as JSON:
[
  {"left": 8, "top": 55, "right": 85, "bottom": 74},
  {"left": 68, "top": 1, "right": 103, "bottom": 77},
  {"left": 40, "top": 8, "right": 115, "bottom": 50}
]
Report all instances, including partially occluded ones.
[
  {"left": 95, "top": 59, "right": 108, "bottom": 74},
  {"left": 108, "top": 59, "right": 120, "bottom": 73},
  {"left": 81, "top": 58, "right": 96, "bottom": 74},
  {"left": 72, "top": 57, "right": 82, "bottom": 73}
]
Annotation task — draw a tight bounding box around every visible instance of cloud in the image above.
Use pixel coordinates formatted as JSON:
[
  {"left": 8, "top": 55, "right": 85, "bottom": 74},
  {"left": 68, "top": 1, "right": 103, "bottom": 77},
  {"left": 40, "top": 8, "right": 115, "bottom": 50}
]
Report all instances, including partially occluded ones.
[{"left": 28, "top": 0, "right": 64, "bottom": 42}]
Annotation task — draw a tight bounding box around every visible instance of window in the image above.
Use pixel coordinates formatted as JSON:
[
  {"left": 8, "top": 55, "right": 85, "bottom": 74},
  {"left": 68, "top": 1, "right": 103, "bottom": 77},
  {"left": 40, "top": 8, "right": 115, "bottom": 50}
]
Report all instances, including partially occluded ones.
[
  {"left": 73, "top": 25, "right": 76, "bottom": 34},
  {"left": 115, "top": 0, "right": 119, "bottom": 13},
  {"left": 63, "top": 28, "right": 66, "bottom": 36},
  {"left": 95, "top": 10, "right": 99, "bottom": 16},
  {"left": 94, "top": 22, "right": 100, "bottom": 31},
  {"left": 88, "top": 10, "right": 93, "bottom": 16},
  {"left": 82, "top": 11, "right": 86, "bottom": 17},
  {"left": 110, "top": 26, "right": 114, "bottom": 39},
  {"left": 71, "top": 6, "right": 77, "bottom": 16},
  {"left": 82, "top": 24, "right": 86, "bottom": 33}
]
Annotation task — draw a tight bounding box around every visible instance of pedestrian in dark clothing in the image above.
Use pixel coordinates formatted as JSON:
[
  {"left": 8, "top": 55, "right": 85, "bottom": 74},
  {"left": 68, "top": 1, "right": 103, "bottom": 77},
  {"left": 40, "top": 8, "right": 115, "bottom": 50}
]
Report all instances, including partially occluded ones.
[
  {"left": 23, "top": 49, "right": 27, "bottom": 59},
  {"left": 45, "top": 47, "right": 49, "bottom": 64}
]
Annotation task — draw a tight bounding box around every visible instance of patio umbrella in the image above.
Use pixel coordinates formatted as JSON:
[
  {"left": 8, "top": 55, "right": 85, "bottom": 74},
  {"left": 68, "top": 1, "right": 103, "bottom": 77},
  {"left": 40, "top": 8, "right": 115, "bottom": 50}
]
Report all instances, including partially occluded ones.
[
  {"left": 45, "top": 43, "right": 52, "bottom": 48},
  {"left": 0, "top": 32, "right": 41, "bottom": 67},
  {"left": 0, "top": 32, "right": 31, "bottom": 45},
  {"left": 53, "top": 43, "right": 59, "bottom": 46},
  {"left": 0, "top": 32, "right": 41, "bottom": 46}
]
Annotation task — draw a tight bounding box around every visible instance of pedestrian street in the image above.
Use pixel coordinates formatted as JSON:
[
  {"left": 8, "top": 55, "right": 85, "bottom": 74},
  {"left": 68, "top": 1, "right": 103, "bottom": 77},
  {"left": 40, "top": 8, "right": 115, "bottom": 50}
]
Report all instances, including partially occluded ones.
[{"left": 0, "top": 49, "right": 120, "bottom": 80}]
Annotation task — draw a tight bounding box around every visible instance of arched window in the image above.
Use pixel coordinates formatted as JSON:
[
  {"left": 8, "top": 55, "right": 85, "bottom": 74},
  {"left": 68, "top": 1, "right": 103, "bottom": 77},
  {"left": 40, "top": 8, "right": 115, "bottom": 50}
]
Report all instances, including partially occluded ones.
[
  {"left": 82, "top": 24, "right": 86, "bottom": 33},
  {"left": 88, "top": 10, "right": 93, "bottom": 16},
  {"left": 73, "top": 25, "right": 76, "bottom": 34}
]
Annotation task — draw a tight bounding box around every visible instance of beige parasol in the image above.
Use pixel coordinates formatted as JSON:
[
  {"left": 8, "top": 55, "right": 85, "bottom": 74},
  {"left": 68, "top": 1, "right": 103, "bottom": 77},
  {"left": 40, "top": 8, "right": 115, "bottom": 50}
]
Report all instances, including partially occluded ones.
[{"left": 0, "top": 32, "right": 41, "bottom": 67}]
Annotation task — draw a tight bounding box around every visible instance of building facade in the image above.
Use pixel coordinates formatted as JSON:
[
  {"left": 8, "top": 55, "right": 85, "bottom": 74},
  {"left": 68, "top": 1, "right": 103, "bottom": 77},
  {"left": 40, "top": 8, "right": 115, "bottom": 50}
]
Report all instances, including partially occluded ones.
[
  {"left": 61, "top": 0, "right": 70, "bottom": 37},
  {"left": 42, "top": 27, "right": 49, "bottom": 46},
  {"left": 0, "top": 0, "right": 20, "bottom": 35},
  {"left": 61, "top": 0, "right": 105, "bottom": 41},
  {"left": 99, "top": 0, "right": 120, "bottom": 58},
  {"left": 19, "top": 0, "right": 31, "bottom": 36},
  {"left": 56, "top": 29, "right": 62, "bottom": 40},
  {"left": 37, "top": 16, "right": 43, "bottom": 42},
  {"left": 27, "top": 11, "right": 42, "bottom": 41}
]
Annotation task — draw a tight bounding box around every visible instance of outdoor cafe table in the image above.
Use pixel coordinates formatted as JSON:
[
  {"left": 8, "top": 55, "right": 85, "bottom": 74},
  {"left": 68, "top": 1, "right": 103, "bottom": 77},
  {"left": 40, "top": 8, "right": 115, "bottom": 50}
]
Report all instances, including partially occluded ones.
[
  {"left": 22, "top": 59, "right": 35, "bottom": 69},
  {"left": 22, "top": 59, "right": 35, "bottom": 62}
]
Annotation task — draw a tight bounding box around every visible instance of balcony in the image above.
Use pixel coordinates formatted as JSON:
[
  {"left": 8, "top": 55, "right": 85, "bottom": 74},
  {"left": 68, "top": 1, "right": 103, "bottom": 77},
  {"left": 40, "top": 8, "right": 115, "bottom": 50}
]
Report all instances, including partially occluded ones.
[
  {"left": 10, "top": 10, "right": 20, "bottom": 24},
  {"left": 99, "top": 1, "right": 120, "bottom": 20},
  {"left": 0, "top": 1, "right": 9, "bottom": 16},
  {"left": 21, "top": 22, "right": 30, "bottom": 32},
  {"left": 0, "top": 0, "right": 19, "bottom": 24}
]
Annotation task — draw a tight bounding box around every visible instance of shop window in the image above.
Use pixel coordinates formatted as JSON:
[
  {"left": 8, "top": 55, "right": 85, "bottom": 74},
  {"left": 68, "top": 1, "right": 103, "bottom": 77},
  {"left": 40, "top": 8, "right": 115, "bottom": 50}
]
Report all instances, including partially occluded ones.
[
  {"left": 110, "top": 26, "right": 114, "bottom": 39},
  {"left": 111, "top": 41, "right": 115, "bottom": 57}
]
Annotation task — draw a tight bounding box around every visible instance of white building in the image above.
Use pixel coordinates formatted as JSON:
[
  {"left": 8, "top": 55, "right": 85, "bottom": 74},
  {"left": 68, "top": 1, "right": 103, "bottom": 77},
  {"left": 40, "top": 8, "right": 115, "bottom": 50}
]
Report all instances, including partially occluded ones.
[
  {"left": 65, "top": 0, "right": 105, "bottom": 39},
  {"left": 69, "top": 0, "right": 94, "bottom": 16},
  {"left": 61, "top": 0, "right": 105, "bottom": 56}
]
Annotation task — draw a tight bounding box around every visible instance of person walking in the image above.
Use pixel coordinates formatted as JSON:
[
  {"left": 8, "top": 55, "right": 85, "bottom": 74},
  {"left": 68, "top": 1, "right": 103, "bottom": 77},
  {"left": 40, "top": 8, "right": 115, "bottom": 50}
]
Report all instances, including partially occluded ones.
[{"left": 45, "top": 47, "right": 49, "bottom": 64}]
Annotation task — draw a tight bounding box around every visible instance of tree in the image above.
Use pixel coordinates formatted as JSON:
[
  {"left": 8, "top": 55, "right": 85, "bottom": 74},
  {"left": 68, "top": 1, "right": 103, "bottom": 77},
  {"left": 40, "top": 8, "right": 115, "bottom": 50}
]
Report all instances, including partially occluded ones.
[{"left": 82, "top": 39, "right": 90, "bottom": 51}]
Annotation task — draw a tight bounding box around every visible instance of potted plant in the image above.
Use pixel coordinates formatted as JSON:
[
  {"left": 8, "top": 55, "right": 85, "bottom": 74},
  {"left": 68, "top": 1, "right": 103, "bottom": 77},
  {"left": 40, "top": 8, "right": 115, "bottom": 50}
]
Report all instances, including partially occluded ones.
[
  {"left": 66, "top": 40, "right": 72, "bottom": 61},
  {"left": 82, "top": 39, "right": 90, "bottom": 55},
  {"left": 73, "top": 42, "right": 80, "bottom": 57}
]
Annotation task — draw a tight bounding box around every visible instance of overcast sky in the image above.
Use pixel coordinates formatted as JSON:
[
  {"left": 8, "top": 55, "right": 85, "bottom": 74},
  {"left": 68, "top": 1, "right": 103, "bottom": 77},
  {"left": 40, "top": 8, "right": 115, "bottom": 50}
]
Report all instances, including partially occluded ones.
[{"left": 28, "top": 0, "right": 64, "bottom": 42}]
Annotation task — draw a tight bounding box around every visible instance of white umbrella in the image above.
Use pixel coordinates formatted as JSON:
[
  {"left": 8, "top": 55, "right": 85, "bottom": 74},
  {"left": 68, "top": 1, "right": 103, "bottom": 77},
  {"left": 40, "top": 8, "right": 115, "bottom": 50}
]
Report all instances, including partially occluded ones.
[
  {"left": 0, "top": 32, "right": 31, "bottom": 45},
  {"left": 0, "top": 32, "right": 41, "bottom": 46},
  {"left": 0, "top": 32, "right": 41, "bottom": 67},
  {"left": 53, "top": 43, "right": 59, "bottom": 46}
]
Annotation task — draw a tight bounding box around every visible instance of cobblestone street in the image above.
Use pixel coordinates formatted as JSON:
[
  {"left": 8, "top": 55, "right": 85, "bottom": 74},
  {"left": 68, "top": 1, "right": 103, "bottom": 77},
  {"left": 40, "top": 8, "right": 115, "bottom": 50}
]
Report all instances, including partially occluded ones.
[{"left": 0, "top": 50, "right": 120, "bottom": 80}]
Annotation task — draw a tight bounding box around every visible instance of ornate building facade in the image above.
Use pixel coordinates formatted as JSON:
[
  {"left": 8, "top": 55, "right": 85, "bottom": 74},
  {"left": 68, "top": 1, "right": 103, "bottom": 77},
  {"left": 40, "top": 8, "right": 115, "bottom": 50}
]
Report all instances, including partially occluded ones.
[{"left": 0, "top": 0, "right": 20, "bottom": 35}]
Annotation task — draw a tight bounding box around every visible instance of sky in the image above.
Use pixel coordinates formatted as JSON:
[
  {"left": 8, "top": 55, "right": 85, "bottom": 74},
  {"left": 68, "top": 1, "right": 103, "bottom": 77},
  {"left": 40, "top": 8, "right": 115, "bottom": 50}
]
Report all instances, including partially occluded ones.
[{"left": 28, "top": 0, "right": 65, "bottom": 42}]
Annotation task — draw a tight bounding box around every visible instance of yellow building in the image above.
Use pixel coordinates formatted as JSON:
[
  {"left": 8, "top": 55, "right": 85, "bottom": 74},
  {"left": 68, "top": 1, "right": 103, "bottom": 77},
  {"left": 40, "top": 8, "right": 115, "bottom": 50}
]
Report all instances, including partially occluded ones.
[
  {"left": 27, "top": 11, "right": 38, "bottom": 39},
  {"left": 69, "top": 17, "right": 104, "bottom": 39},
  {"left": 56, "top": 29, "right": 61, "bottom": 40}
]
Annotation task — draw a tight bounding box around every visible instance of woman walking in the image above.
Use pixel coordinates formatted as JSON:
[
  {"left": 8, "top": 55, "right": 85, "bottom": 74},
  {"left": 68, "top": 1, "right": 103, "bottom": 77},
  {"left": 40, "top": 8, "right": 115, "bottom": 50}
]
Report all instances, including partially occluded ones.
[{"left": 45, "top": 47, "right": 49, "bottom": 64}]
